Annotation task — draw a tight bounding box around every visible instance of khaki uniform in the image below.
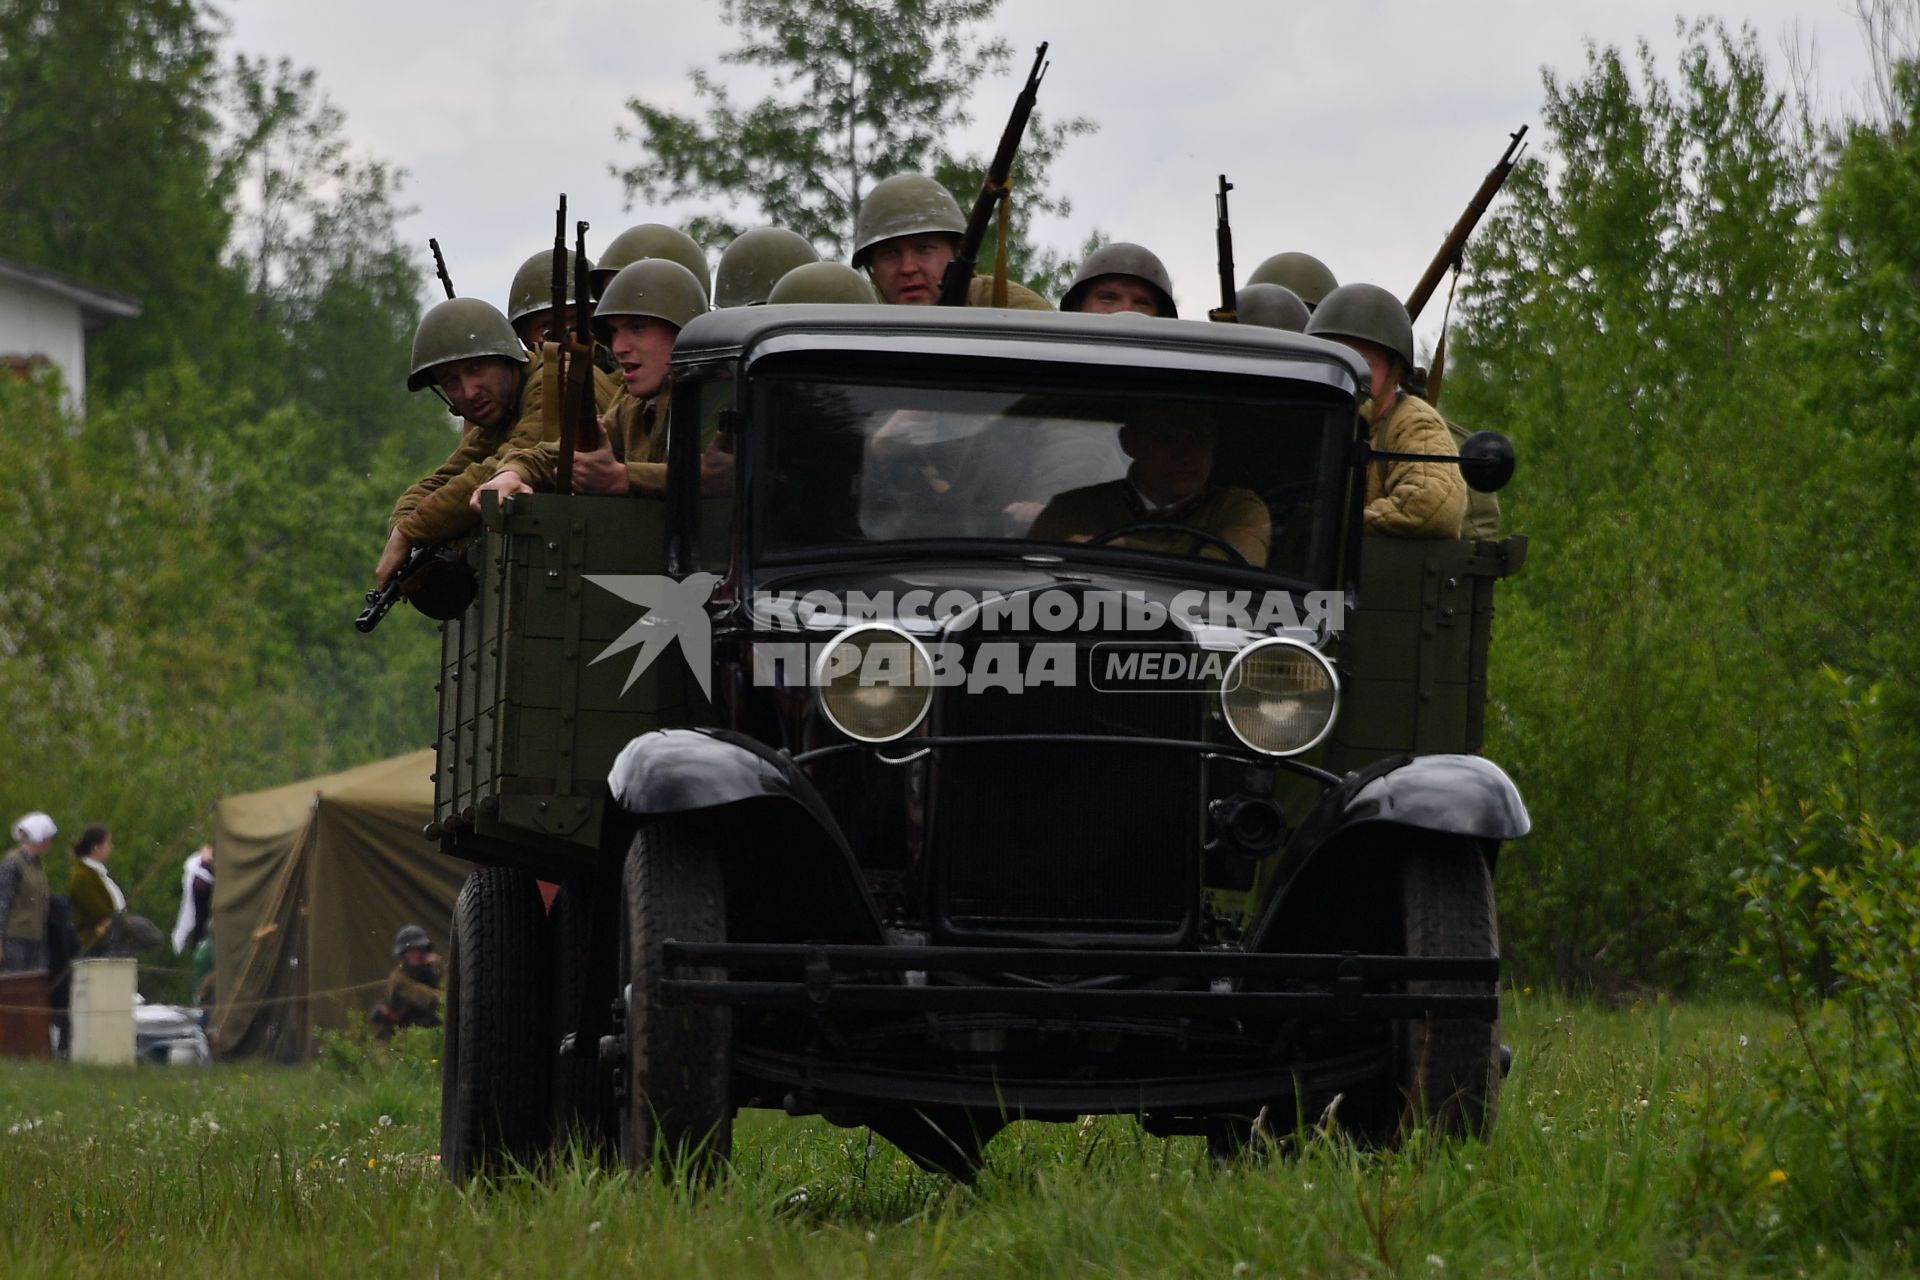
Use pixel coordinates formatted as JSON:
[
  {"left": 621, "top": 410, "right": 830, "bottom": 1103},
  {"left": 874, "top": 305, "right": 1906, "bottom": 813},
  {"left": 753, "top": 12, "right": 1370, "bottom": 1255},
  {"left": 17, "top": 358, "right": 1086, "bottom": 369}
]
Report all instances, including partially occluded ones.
[
  {"left": 965, "top": 275, "right": 1052, "bottom": 311},
  {"left": 1444, "top": 418, "right": 1502, "bottom": 540},
  {"left": 389, "top": 350, "right": 622, "bottom": 542},
  {"left": 1030, "top": 478, "right": 1271, "bottom": 565},
  {"left": 374, "top": 959, "right": 443, "bottom": 1039},
  {"left": 1364, "top": 393, "right": 1467, "bottom": 538},
  {"left": 495, "top": 386, "right": 670, "bottom": 495}
]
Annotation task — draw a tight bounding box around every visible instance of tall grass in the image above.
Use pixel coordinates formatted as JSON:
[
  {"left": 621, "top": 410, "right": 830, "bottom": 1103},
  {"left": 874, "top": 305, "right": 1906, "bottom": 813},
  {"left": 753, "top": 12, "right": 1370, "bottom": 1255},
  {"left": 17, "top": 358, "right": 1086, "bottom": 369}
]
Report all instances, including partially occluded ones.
[{"left": 0, "top": 998, "right": 1899, "bottom": 1278}]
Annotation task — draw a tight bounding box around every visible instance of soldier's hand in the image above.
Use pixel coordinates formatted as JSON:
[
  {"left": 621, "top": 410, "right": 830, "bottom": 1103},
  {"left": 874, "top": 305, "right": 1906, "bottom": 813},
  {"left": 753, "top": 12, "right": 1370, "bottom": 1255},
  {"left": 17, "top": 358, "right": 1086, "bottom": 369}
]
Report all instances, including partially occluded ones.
[
  {"left": 573, "top": 420, "right": 628, "bottom": 495},
  {"left": 374, "top": 528, "right": 411, "bottom": 585},
  {"left": 471, "top": 470, "right": 531, "bottom": 511},
  {"left": 1002, "top": 500, "right": 1045, "bottom": 530},
  {"left": 698, "top": 442, "right": 735, "bottom": 497}
]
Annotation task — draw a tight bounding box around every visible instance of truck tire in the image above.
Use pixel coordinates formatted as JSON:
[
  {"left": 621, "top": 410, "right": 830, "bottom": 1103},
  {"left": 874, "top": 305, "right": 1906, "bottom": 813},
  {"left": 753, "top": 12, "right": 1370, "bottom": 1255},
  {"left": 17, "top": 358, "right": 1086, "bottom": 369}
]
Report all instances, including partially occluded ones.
[
  {"left": 619, "top": 819, "right": 733, "bottom": 1176},
  {"left": 1393, "top": 841, "right": 1501, "bottom": 1137},
  {"left": 1335, "top": 840, "right": 1500, "bottom": 1145},
  {"left": 550, "top": 877, "right": 619, "bottom": 1161},
  {"left": 440, "top": 866, "right": 552, "bottom": 1180}
]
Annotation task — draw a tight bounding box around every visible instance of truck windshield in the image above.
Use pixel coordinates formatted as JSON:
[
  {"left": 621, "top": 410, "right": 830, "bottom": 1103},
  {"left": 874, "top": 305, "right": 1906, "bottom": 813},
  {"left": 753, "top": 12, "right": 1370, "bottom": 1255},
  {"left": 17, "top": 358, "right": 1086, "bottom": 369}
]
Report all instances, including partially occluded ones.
[{"left": 756, "top": 373, "right": 1345, "bottom": 579}]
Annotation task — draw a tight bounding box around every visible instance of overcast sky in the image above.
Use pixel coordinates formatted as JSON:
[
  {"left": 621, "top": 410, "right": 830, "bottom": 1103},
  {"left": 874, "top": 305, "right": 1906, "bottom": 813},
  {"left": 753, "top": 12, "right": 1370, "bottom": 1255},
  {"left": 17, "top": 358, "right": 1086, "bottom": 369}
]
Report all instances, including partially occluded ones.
[{"left": 222, "top": 0, "right": 1876, "bottom": 353}]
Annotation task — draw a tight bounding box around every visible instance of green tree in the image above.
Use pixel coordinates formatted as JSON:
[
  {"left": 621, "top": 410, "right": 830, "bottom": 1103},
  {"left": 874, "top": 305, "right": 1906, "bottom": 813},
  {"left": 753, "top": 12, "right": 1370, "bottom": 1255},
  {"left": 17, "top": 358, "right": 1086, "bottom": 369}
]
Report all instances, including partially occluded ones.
[
  {"left": 615, "top": 0, "right": 1094, "bottom": 291},
  {"left": 1445, "top": 23, "right": 1859, "bottom": 989},
  {"left": 0, "top": 0, "right": 254, "bottom": 391},
  {"left": 221, "top": 53, "right": 427, "bottom": 465}
]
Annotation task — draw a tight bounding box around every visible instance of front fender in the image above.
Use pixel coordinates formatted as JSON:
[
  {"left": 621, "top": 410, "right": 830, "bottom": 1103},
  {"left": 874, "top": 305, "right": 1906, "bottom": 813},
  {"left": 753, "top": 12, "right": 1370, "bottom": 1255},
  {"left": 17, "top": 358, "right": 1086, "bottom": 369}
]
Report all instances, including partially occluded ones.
[
  {"left": 607, "top": 727, "right": 885, "bottom": 944},
  {"left": 1321, "top": 753, "right": 1529, "bottom": 844},
  {"left": 1246, "top": 754, "right": 1527, "bottom": 953}
]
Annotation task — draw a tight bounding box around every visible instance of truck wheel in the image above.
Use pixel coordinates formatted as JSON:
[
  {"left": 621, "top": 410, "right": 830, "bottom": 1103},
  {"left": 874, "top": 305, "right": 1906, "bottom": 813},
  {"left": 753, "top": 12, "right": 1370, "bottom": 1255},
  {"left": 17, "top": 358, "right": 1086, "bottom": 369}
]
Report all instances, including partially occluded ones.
[
  {"left": 619, "top": 819, "right": 733, "bottom": 1176},
  {"left": 440, "top": 866, "right": 553, "bottom": 1181},
  {"left": 1332, "top": 841, "right": 1500, "bottom": 1146},
  {"left": 550, "top": 878, "right": 619, "bottom": 1162},
  {"left": 1392, "top": 841, "right": 1501, "bottom": 1139}
]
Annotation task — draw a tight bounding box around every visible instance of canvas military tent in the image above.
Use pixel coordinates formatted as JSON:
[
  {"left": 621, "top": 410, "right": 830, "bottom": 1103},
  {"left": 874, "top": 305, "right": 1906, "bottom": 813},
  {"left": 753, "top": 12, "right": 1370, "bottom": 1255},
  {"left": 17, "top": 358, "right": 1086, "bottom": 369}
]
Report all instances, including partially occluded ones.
[{"left": 211, "top": 751, "right": 468, "bottom": 1060}]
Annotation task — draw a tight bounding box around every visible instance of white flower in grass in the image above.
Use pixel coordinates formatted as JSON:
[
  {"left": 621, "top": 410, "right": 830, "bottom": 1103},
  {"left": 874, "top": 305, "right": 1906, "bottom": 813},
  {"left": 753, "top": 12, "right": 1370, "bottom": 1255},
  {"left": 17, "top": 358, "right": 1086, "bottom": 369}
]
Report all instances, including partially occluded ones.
[
  {"left": 1233, "top": 1263, "right": 1251, "bottom": 1276},
  {"left": 1427, "top": 1254, "right": 1447, "bottom": 1269},
  {"left": 378, "top": 1114, "right": 394, "bottom": 1128}
]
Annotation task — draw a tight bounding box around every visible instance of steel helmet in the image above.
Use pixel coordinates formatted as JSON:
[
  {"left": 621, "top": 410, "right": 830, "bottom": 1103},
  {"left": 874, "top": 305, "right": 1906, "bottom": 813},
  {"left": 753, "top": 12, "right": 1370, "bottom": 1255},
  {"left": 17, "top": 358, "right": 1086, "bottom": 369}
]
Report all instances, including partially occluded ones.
[
  {"left": 1060, "top": 242, "right": 1178, "bottom": 317},
  {"left": 392, "top": 924, "right": 432, "bottom": 956},
  {"left": 406, "top": 298, "right": 527, "bottom": 392},
  {"left": 1248, "top": 252, "right": 1339, "bottom": 308},
  {"left": 594, "top": 223, "right": 711, "bottom": 301},
  {"left": 767, "top": 261, "right": 878, "bottom": 305},
  {"left": 1305, "top": 282, "right": 1417, "bottom": 372},
  {"left": 1234, "top": 283, "right": 1310, "bottom": 332},
  {"left": 851, "top": 174, "right": 965, "bottom": 268},
  {"left": 715, "top": 227, "right": 821, "bottom": 307},
  {"left": 506, "top": 248, "right": 591, "bottom": 325},
  {"left": 593, "top": 258, "right": 709, "bottom": 338}
]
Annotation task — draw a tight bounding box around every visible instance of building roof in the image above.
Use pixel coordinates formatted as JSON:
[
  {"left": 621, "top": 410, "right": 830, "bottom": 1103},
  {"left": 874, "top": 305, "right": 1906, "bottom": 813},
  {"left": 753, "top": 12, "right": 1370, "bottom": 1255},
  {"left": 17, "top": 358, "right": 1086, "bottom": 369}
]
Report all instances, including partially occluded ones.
[{"left": 0, "top": 255, "right": 142, "bottom": 329}]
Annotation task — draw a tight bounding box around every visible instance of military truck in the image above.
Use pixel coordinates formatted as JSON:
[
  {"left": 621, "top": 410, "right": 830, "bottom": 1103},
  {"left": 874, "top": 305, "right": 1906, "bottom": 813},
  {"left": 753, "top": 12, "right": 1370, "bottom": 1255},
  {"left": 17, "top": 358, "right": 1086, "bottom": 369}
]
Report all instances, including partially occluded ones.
[{"left": 427, "top": 305, "right": 1526, "bottom": 1180}]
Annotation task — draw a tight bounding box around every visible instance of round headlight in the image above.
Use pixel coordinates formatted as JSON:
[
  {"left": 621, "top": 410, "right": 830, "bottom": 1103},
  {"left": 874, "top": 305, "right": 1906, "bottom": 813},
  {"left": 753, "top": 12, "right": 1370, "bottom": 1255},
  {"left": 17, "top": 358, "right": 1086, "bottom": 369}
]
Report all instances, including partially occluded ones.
[
  {"left": 1220, "top": 638, "right": 1339, "bottom": 756},
  {"left": 814, "top": 625, "right": 934, "bottom": 743}
]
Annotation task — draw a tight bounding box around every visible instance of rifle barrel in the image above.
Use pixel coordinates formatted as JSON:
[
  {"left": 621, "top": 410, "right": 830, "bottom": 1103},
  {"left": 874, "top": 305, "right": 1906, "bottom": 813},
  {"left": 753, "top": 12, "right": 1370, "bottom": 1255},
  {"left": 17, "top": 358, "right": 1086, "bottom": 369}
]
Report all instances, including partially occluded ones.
[
  {"left": 937, "top": 41, "right": 1049, "bottom": 307},
  {"left": 1214, "top": 174, "right": 1236, "bottom": 320},
  {"left": 430, "top": 238, "right": 456, "bottom": 299},
  {"left": 552, "top": 196, "right": 574, "bottom": 495},
  {"left": 1405, "top": 125, "right": 1528, "bottom": 322}
]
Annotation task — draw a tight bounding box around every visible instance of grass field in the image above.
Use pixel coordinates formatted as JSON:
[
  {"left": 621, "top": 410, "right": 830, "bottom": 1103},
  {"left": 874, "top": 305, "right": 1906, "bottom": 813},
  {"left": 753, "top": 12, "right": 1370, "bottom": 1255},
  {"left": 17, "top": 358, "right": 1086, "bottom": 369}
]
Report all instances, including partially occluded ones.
[{"left": 0, "top": 994, "right": 1894, "bottom": 1278}]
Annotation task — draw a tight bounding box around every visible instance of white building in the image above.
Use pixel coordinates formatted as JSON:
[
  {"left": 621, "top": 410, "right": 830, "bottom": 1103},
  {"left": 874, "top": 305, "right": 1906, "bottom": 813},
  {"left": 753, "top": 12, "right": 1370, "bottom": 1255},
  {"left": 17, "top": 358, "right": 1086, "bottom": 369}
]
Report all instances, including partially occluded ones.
[{"left": 0, "top": 256, "right": 142, "bottom": 418}]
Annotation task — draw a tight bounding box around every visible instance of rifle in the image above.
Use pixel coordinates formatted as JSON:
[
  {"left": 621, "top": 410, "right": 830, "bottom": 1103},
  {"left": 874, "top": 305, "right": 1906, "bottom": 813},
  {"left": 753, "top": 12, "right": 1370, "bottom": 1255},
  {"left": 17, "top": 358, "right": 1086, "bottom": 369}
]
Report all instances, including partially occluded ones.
[
  {"left": 429, "top": 238, "right": 456, "bottom": 299},
  {"left": 551, "top": 196, "right": 576, "bottom": 495},
  {"left": 1404, "top": 124, "right": 1528, "bottom": 322},
  {"left": 569, "top": 217, "right": 597, "bottom": 459},
  {"left": 937, "top": 41, "right": 1049, "bottom": 307},
  {"left": 1207, "top": 174, "right": 1236, "bottom": 323},
  {"left": 356, "top": 542, "right": 475, "bottom": 633}
]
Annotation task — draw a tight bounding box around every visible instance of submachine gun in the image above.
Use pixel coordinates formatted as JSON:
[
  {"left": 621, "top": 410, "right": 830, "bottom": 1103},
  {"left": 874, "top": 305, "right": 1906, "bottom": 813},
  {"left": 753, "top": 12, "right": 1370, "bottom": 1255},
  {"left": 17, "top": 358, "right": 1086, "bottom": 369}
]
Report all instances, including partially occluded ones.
[
  {"left": 936, "top": 42, "right": 1050, "bottom": 307},
  {"left": 356, "top": 542, "right": 475, "bottom": 633}
]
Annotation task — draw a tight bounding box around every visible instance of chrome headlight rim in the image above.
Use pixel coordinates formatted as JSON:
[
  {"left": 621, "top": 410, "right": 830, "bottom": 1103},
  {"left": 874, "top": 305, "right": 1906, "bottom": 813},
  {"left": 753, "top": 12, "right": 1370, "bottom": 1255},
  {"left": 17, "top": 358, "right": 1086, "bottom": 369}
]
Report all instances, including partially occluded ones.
[
  {"left": 812, "top": 622, "right": 935, "bottom": 744},
  {"left": 1219, "top": 636, "right": 1340, "bottom": 758}
]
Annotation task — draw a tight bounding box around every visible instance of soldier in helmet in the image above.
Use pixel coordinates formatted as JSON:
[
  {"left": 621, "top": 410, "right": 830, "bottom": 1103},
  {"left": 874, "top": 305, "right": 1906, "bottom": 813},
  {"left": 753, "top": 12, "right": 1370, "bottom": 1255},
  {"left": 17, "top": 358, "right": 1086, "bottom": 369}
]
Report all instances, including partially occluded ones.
[
  {"left": 376, "top": 299, "right": 536, "bottom": 584},
  {"left": 715, "top": 227, "right": 820, "bottom": 308},
  {"left": 475, "top": 258, "right": 729, "bottom": 501},
  {"left": 1306, "top": 283, "right": 1464, "bottom": 538},
  {"left": 375, "top": 297, "right": 619, "bottom": 585},
  {"left": 506, "top": 247, "right": 590, "bottom": 347},
  {"left": 767, "top": 261, "right": 878, "bottom": 305},
  {"left": 594, "top": 223, "right": 711, "bottom": 305},
  {"left": 1248, "top": 252, "right": 1338, "bottom": 313},
  {"left": 369, "top": 923, "right": 442, "bottom": 1041},
  {"left": 851, "top": 173, "right": 1051, "bottom": 310},
  {"left": 1059, "top": 242, "right": 1178, "bottom": 317},
  {"left": 1234, "top": 283, "right": 1310, "bottom": 332}
]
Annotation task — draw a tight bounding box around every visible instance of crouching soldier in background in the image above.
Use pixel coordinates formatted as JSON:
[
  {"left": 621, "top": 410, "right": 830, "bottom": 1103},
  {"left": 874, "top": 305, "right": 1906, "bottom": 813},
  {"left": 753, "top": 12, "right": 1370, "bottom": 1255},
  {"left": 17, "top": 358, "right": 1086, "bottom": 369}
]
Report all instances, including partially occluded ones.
[{"left": 369, "top": 924, "right": 442, "bottom": 1041}]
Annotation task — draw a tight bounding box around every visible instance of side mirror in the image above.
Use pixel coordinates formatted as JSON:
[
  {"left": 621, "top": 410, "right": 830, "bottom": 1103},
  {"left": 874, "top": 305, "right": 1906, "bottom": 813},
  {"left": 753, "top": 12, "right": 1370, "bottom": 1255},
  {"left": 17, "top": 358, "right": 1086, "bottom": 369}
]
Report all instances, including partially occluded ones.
[{"left": 1458, "top": 431, "right": 1515, "bottom": 494}]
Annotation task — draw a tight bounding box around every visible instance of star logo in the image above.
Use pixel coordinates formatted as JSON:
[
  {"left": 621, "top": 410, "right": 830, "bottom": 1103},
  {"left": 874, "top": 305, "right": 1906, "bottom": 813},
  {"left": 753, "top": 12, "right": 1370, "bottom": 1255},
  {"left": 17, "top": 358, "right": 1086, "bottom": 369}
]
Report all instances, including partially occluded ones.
[{"left": 583, "top": 573, "right": 721, "bottom": 699}]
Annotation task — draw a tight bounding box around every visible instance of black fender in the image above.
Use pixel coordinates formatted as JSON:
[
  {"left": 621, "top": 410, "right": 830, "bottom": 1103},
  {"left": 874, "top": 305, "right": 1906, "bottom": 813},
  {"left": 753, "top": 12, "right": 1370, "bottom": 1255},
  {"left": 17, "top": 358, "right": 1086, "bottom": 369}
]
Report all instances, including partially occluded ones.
[
  {"left": 606, "top": 727, "right": 885, "bottom": 944},
  {"left": 1247, "top": 754, "right": 1527, "bottom": 953}
]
